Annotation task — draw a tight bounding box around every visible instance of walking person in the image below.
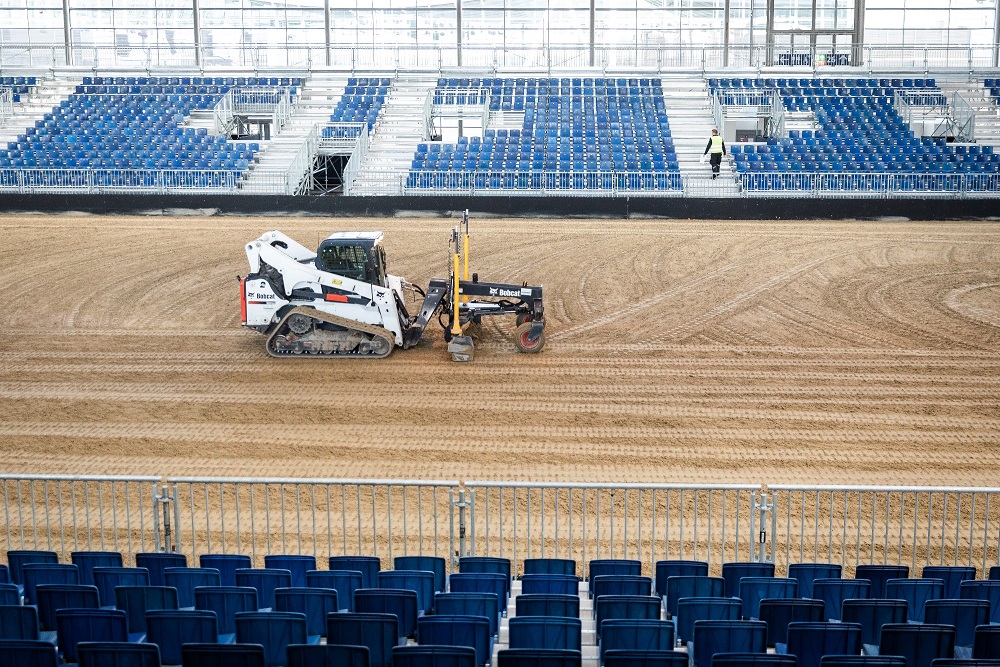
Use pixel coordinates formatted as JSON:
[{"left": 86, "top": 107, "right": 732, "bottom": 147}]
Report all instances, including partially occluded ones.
[{"left": 703, "top": 128, "right": 726, "bottom": 179}]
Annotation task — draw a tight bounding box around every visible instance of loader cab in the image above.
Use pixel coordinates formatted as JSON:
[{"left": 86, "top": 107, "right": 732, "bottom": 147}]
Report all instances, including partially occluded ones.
[{"left": 315, "top": 232, "right": 387, "bottom": 287}]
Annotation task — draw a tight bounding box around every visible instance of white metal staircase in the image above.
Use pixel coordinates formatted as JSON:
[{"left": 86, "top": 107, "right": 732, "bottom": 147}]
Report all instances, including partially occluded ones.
[
  {"left": 936, "top": 80, "right": 1000, "bottom": 146},
  {"left": 0, "top": 77, "right": 81, "bottom": 148},
  {"left": 350, "top": 75, "right": 438, "bottom": 196}
]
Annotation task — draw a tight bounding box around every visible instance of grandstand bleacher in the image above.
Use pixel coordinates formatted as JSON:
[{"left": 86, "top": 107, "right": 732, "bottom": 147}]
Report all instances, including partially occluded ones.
[{"left": 3, "top": 549, "right": 1000, "bottom": 666}]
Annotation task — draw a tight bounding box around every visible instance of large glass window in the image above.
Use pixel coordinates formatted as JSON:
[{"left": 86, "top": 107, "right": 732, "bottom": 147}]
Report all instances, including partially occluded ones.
[{"left": 69, "top": 0, "right": 196, "bottom": 67}]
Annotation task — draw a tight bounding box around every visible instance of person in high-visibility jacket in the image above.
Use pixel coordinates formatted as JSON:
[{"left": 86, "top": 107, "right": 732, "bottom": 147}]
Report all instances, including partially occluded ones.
[{"left": 703, "top": 128, "right": 726, "bottom": 179}]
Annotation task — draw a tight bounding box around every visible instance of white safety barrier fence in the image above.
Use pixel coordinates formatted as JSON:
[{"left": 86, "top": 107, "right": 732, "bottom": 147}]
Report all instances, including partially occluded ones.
[
  {"left": 735, "top": 172, "right": 1000, "bottom": 198},
  {"left": 214, "top": 86, "right": 294, "bottom": 137},
  {"left": 3, "top": 475, "right": 999, "bottom": 578},
  {"left": 0, "top": 168, "right": 240, "bottom": 193},
  {"left": 402, "top": 171, "right": 686, "bottom": 197}
]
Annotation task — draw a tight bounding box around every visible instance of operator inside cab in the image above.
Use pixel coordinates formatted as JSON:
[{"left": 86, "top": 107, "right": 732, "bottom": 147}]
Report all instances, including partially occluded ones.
[{"left": 315, "top": 234, "right": 388, "bottom": 287}]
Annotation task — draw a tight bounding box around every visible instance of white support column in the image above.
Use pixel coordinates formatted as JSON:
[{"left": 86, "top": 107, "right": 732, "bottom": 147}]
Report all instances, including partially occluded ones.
[
  {"left": 193, "top": 0, "right": 202, "bottom": 68},
  {"left": 62, "top": 0, "right": 72, "bottom": 66}
]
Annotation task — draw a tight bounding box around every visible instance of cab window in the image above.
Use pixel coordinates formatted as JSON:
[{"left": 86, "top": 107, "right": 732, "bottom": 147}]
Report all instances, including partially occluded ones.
[{"left": 320, "top": 244, "right": 368, "bottom": 282}]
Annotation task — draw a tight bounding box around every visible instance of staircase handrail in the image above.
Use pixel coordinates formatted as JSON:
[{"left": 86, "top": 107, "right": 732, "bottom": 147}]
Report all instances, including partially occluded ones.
[{"left": 952, "top": 91, "right": 975, "bottom": 143}]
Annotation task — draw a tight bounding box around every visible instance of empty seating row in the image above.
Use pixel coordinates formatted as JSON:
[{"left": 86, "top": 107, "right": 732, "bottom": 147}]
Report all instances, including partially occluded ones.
[
  {"left": 710, "top": 77, "right": 938, "bottom": 90},
  {"left": 82, "top": 76, "right": 301, "bottom": 87}
]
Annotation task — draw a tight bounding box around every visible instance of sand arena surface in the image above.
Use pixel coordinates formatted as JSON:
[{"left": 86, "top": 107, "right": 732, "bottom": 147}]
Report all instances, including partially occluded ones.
[{"left": 0, "top": 215, "right": 998, "bottom": 487}]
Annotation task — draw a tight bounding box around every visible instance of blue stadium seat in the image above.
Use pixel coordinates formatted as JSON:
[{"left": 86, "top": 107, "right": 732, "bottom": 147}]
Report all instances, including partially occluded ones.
[
  {"left": 655, "top": 561, "right": 708, "bottom": 599},
  {"left": 961, "top": 581, "right": 1000, "bottom": 623},
  {"left": 879, "top": 623, "right": 955, "bottom": 667},
  {"left": 713, "top": 655, "right": 797, "bottom": 666},
  {"left": 524, "top": 559, "right": 577, "bottom": 577},
  {"left": 759, "top": 598, "right": 824, "bottom": 649},
  {"left": 925, "top": 599, "right": 989, "bottom": 658},
  {"left": 932, "top": 660, "right": 1000, "bottom": 667},
  {"left": 782, "top": 622, "right": 862, "bottom": 667},
  {"left": 521, "top": 575, "right": 580, "bottom": 597},
  {"left": 378, "top": 570, "right": 435, "bottom": 614},
  {"left": 146, "top": 609, "right": 217, "bottom": 665},
  {"left": 22, "top": 563, "right": 79, "bottom": 605},
  {"left": 235, "top": 611, "right": 310, "bottom": 667},
  {"left": 7, "top": 551, "right": 59, "bottom": 589},
  {"left": 35, "top": 584, "right": 99, "bottom": 633},
  {"left": 814, "top": 578, "right": 871, "bottom": 621},
  {"left": 590, "top": 561, "right": 643, "bottom": 597},
  {"left": 0, "top": 584, "right": 17, "bottom": 606},
  {"left": 76, "top": 641, "right": 160, "bottom": 667},
  {"left": 722, "top": 563, "right": 775, "bottom": 598},
  {"left": 93, "top": 567, "right": 149, "bottom": 608},
  {"left": 739, "top": 577, "right": 798, "bottom": 619},
  {"left": 56, "top": 608, "right": 128, "bottom": 664},
  {"left": 788, "top": 564, "right": 842, "bottom": 598},
  {"left": 392, "top": 645, "right": 474, "bottom": 667},
  {"left": 677, "top": 598, "right": 742, "bottom": 646},
  {"left": 692, "top": 620, "right": 767, "bottom": 667},
  {"left": 0, "top": 639, "right": 59, "bottom": 667},
  {"left": 328, "top": 556, "right": 381, "bottom": 589},
  {"left": 593, "top": 575, "right": 653, "bottom": 599},
  {"left": 595, "top": 595, "right": 661, "bottom": 640},
  {"left": 194, "top": 586, "right": 258, "bottom": 644},
  {"left": 306, "top": 570, "right": 361, "bottom": 611},
  {"left": 510, "top": 616, "right": 581, "bottom": 652},
  {"left": 395, "top": 556, "right": 447, "bottom": 593},
  {"left": 599, "top": 619, "right": 674, "bottom": 663},
  {"left": 435, "top": 592, "right": 500, "bottom": 637},
  {"left": 0, "top": 565, "right": 9, "bottom": 585},
  {"left": 273, "top": 587, "right": 338, "bottom": 640},
  {"left": 181, "top": 643, "right": 266, "bottom": 667},
  {"left": 355, "top": 588, "right": 419, "bottom": 638},
  {"left": 417, "top": 615, "right": 491, "bottom": 667},
  {"left": 200, "top": 554, "right": 252, "bottom": 587},
  {"left": 449, "top": 573, "right": 508, "bottom": 617},
  {"left": 0, "top": 605, "right": 40, "bottom": 641},
  {"left": 665, "top": 576, "right": 725, "bottom": 618},
  {"left": 990, "top": 567, "right": 1000, "bottom": 581},
  {"left": 975, "top": 625, "right": 1000, "bottom": 658},
  {"left": 135, "top": 553, "right": 187, "bottom": 587},
  {"left": 459, "top": 557, "right": 511, "bottom": 600},
  {"left": 289, "top": 644, "right": 370, "bottom": 667},
  {"left": 843, "top": 599, "right": 908, "bottom": 655},
  {"left": 820, "top": 659, "right": 906, "bottom": 667},
  {"left": 515, "top": 594, "right": 579, "bottom": 619},
  {"left": 235, "top": 569, "right": 291, "bottom": 610},
  {"left": 164, "top": 567, "right": 220, "bottom": 609},
  {"left": 264, "top": 555, "right": 316, "bottom": 589},
  {"left": 496, "top": 648, "right": 583, "bottom": 667},
  {"left": 114, "top": 585, "right": 178, "bottom": 641},
  {"left": 71, "top": 552, "right": 124, "bottom": 587},
  {"left": 885, "top": 578, "right": 944, "bottom": 623},
  {"left": 327, "top": 612, "right": 401, "bottom": 667}
]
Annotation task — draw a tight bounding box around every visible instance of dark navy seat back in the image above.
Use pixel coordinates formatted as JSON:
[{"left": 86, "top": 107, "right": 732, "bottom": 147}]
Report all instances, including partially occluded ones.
[
  {"left": 593, "top": 575, "right": 653, "bottom": 599},
  {"left": 0, "top": 583, "right": 18, "bottom": 606},
  {"left": 135, "top": 552, "right": 187, "bottom": 587},
  {"left": 991, "top": 566, "right": 1000, "bottom": 581},
  {"left": 7, "top": 550, "right": 58, "bottom": 586},
  {"left": 306, "top": 570, "right": 361, "bottom": 611},
  {"left": 393, "top": 645, "right": 474, "bottom": 667},
  {"left": 923, "top": 566, "right": 976, "bottom": 599},
  {"left": 194, "top": 586, "right": 259, "bottom": 636},
  {"left": 879, "top": 623, "right": 955, "bottom": 667},
  {"left": 378, "top": 570, "right": 435, "bottom": 614},
  {"left": 589, "top": 560, "right": 641, "bottom": 597},
  {"left": 515, "top": 594, "right": 579, "bottom": 619},
  {"left": 885, "top": 578, "right": 944, "bottom": 623},
  {"left": 145, "top": 609, "right": 218, "bottom": 665},
  {"left": 76, "top": 641, "right": 160, "bottom": 667},
  {"left": 93, "top": 567, "right": 149, "bottom": 607},
  {"left": 739, "top": 577, "right": 797, "bottom": 619},
  {"left": 0, "top": 566, "right": 8, "bottom": 586},
  {"left": 459, "top": 557, "right": 511, "bottom": 604},
  {"left": 855, "top": 565, "right": 909, "bottom": 598},
  {"left": 0, "top": 605, "right": 40, "bottom": 641},
  {"left": 665, "top": 576, "right": 725, "bottom": 617},
  {"left": 234, "top": 611, "right": 307, "bottom": 667},
  {"left": 200, "top": 554, "right": 252, "bottom": 587},
  {"left": 509, "top": 616, "right": 582, "bottom": 652},
  {"left": 55, "top": 608, "right": 128, "bottom": 664},
  {"left": 448, "top": 573, "right": 508, "bottom": 617},
  {"left": 235, "top": 568, "right": 292, "bottom": 610},
  {"left": 273, "top": 587, "right": 339, "bottom": 638},
  {"left": 22, "top": 563, "right": 79, "bottom": 605},
  {"left": 521, "top": 575, "right": 579, "bottom": 597},
  {"left": 355, "top": 588, "right": 419, "bottom": 638},
  {"left": 497, "top": 648, "right": 584, "bottom": 667},
  {"left": 35, "top": 584, "right": 100, "bottom": 632},
  {"left": 712, "top": 655, "right": 798, "bottom": 666},
  {"left": 395, "top": 556, "right": 447, "bottom": 593},
  {"left": 786, "top": 622, "right": 862, "bottom": 667},
  {"left": 435, "top": 592, "right": 500, "bottom": 637},
  {"left": 975, "top": 625, "right": 1000, "bottom": 659},
  {"left": 327, "top": 612, "right": 399, "bottom": 667},
  {"left": 925, "top": 598, "right": 989, "bottom": 652},
  {"left": 329, "top": 556, "right": 381, "bottom": 589},
  {"left": 164, "top": 567, "right": 220, "bottom": 609},
  {"left": 676, "top": 597, "right": 741, "bottom": 645},
  {"left": 524, "top": 559, "right": 576, "bottom": 577},
  {"left": 417, "top": 615, "right": 491, "bottom": 667},
  {"left": 181, "top": 643, "right": 267, "bottom": 667},
  {"left": 263, "top": 555, "right": 316, "bottom": 589},
  {"left": 721, "top": 562, "right": 775, "bottom": 598},
  {"left": 692, "top": 619, "right": 767, "bottom": 667},
  {"left": 788, "top": 563, "right": 842, "bottom": 599},
  {"left": 842, "top": 598, "right": 908, "bottom": 653},
  {"left": 819, "top": 658, "right": 906, "bottom": 667},
  {"left": 655, "top": 560, "right": 708, "bottom": 598},
  {"left": 759, "top": 597, "right": 824, "bottom": 647},
  {"left": 0, "top": 639, "right": 59, "bottom": 667},
  {"left": 813, "top": 578, "right": 871, "bottom": 621},
  {"left": 931, "top": 660, "right": 1000, "bottom": 667},
  {"left": 114, "top": 585, "right": 179, "bottom": 637},
  {"left": 961, "top": 581, "right": 1000, "bottom": 623},
  {"left": 289, "top": 644, "right": 370, "bottom": 667},
  {"left": 71, "top": 552, "right": 124, "bottom": 587},
  {"left": 598, "top": 619, "right": 674, "bottom": 662},
  {"left": 594, "top": 595, "right": 661, "bottom": 639}
]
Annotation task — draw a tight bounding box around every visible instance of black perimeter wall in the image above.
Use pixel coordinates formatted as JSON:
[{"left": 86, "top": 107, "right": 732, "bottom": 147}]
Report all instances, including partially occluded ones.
[{"left": 0, "top": 193, "right": 998, "bottom": 220}]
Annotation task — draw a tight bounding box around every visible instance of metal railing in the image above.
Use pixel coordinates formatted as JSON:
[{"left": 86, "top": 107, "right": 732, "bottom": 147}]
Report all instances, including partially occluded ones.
[
  {"left": 214, "top": 86, "right": 293, "bottom": 137},
  {"left": 0, "top": 168, "right": 240, "bottom": 193},
  {"left": 766, "top": 92, "right": 786, "bottom": 138},
  {"left": 3, "top": 474, "right": 1000, "bottom": 578},
  {"left": 0, "top": 88, "right": 13, "bottom": 122},
  {"left": 737, "top": 171, "right": 1000, "bottom": 197},
  {"left": 284, "top": 125, "right": 320, "bottom": 195},
  {"left": 402, "top": 170, "right": 685, "bottom": 197},
  {"left": 952, "top": 92, "right": 976, "bottom": 143},
  {"left": 338, "top": 125, "right": 371, "bottom": 196}
]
